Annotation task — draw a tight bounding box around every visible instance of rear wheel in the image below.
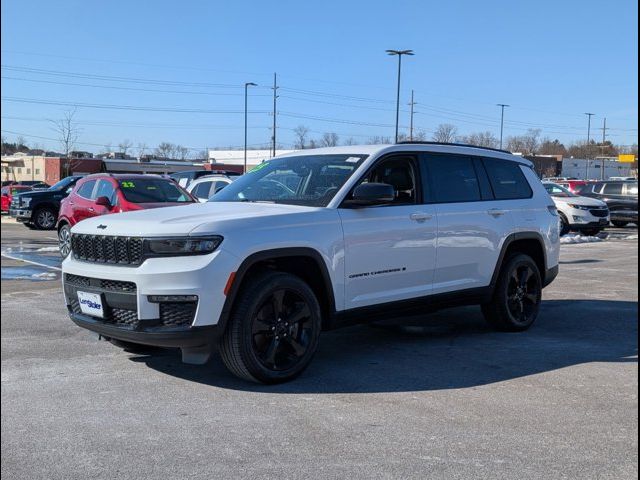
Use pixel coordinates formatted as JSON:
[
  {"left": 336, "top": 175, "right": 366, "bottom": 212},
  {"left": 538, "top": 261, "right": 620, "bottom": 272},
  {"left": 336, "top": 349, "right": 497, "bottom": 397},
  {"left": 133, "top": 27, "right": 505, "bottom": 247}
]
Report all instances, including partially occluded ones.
[
  {"left": 219, "top": 271, "right": 322, "bottom": 384},
  {"left": 58, "top": 224, "right": 72, "bottom": 258},
  {"left": 33, "top": 207, "right": 57, "bottom": 230},
  {"left": 482, "top": 254, "right": 542, "bottom": 332},
  {"left": 611, "top": 221, "right": 628, "bottom": 228}
]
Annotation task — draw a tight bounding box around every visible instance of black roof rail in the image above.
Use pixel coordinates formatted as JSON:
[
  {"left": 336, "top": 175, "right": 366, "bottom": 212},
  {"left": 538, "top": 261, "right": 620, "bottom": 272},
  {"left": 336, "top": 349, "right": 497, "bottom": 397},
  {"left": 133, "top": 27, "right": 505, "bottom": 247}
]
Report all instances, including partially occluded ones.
[{"left": 396, "top": 141, "right": 512, "bottom": 155}]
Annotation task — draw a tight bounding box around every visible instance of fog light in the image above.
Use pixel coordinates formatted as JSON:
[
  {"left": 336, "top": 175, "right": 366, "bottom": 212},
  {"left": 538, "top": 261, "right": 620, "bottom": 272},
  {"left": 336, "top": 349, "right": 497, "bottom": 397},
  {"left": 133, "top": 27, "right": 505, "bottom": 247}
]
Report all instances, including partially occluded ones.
[{"left": 148, "top": 295, "right": 198, "bottom": 303}]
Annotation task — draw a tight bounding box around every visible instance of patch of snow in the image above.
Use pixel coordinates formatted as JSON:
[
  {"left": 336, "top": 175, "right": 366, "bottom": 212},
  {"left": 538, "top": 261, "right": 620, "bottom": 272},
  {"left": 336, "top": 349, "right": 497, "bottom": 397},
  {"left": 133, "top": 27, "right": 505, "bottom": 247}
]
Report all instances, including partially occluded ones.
[
  {"left": 36, "top": 246, "right": 59, "bottom": 252},
  {"left": 560, "top": 234, "right": 604, "bottom": 245},
  {"left": 623, "top": 234, "right": 638, "bottom": 240},
  {"left": 31, "top": 272, "right": 57, "bottom": 279}
]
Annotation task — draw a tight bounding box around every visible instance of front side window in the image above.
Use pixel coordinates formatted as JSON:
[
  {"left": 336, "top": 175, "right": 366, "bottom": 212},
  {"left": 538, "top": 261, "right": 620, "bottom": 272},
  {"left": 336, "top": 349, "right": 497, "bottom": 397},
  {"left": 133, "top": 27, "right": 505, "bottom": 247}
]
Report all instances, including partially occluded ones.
[
  {"left": 426, "top": 154, "right": 481, "bottom": 203},
  {"left": 118, "top": 178, "right": 193, "bottom": 203},
  {"left": 212, "top": 154, "right": 367, "bottom": 207},
  {"left": 355, "top": 156, "right": 418, "bottom": 205},
  {"left": 76, "top": 180, "right": 97, "bottom": 199},
  {"left": 192, "top": 181, "right": 214, "bottom": 200},
  {"left": 483, "top": 158, "right": 532, "bottom": 200}
]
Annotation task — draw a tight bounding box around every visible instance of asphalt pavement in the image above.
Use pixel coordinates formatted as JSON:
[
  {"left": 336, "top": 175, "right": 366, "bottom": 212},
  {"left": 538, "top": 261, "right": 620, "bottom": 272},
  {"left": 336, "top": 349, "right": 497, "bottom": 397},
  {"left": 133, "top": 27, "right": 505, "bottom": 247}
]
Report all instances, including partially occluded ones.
[{"left": 1, "top": 221, "right": 638, "bottom": 479}]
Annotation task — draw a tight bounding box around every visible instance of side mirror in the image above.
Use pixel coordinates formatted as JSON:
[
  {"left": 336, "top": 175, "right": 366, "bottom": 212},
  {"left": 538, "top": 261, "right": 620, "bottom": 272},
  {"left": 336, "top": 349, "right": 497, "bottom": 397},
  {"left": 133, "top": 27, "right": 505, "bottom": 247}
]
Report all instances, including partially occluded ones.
[
  {"left": 95, "top": 196, "right": 112, "bottom": 208},
  {"left": 346, "top": 183, "right": 395, "bottom": 206}
]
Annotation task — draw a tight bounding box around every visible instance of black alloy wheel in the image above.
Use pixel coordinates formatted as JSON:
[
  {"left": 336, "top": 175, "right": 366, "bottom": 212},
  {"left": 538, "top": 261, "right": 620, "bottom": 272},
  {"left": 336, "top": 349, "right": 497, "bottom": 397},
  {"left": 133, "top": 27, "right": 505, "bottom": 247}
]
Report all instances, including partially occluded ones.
[
  {"left": 250, "top": 288, "right": 314, "bottom": 371},
  {"left": 505, "top": 263, "right": 540, "bottom": 327}
]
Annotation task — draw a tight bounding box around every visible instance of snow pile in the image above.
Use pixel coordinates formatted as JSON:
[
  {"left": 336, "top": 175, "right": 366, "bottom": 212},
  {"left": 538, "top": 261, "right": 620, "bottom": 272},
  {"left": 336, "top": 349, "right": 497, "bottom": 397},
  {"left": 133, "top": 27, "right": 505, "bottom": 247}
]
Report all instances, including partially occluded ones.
[
  {"left": 560, "top": 234, "right": 604, "bottom": 245},
  {"left": 36, "top": 246, "right": 59, "bottom": 252},
  {"left": 623, "top": 234, "right": 638, "bottom": 240},
  {"left": 31, "top": 272, "right": 57, "bottom": 279}
]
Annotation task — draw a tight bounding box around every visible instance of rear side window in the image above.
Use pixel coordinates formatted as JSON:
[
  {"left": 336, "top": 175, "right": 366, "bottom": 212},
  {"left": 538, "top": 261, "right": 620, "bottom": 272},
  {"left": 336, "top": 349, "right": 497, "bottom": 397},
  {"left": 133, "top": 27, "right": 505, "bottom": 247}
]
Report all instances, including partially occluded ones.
[
  {"left": 192, "top": 181, "right": 213, "bottom": 200},
  {"left": 482, "top": 158, "right": 532, "bottom": 200},
  {"left": 602, "top": 183, "right": 623, "bottom": 195},
  {"left": 76, "top": 180, "right": 97, "bottom": 199},
  {"left": 625, "top": 183, "right": 638, "bottom": 195},
  {"left": 425, "top": 154, "right": 481, "bottom": 203}
]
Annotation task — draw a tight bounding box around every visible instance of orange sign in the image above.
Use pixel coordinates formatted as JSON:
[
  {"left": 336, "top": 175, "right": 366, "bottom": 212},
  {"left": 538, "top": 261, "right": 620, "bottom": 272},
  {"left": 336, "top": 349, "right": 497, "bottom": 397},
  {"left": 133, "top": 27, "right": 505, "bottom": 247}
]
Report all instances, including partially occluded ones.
[{"left": 618, "top": 154, "right": 636, "bottom": 163}]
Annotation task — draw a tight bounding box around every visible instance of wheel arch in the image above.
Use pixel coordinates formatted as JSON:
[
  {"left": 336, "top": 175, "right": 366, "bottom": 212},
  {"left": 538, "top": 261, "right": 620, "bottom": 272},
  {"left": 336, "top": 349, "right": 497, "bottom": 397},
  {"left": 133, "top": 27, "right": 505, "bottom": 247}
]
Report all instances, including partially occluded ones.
[
  {"left": 491, "top": 232, "right": 548, "bottom": 288},
  {"left": 219, "top": 247, "right": 337, "bottom": 332}
]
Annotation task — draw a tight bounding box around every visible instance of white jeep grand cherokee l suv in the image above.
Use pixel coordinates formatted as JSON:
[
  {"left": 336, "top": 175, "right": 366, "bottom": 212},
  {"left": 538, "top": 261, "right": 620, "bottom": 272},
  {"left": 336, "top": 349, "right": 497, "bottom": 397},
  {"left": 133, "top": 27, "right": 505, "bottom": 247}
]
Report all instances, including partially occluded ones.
[{"left": 62, "top": 143, "right": 560, "bottom": 383}]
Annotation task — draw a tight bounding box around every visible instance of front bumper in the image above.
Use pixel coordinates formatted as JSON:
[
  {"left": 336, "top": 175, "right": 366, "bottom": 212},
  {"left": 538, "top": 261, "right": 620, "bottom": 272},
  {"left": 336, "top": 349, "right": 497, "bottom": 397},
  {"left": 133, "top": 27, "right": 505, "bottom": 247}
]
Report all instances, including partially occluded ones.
[
  {"left": 610, "top": 210, "right": 638, "bottom": 223},
  {"left": 9, "top": 208, "right": 32, "bottom": 222}
]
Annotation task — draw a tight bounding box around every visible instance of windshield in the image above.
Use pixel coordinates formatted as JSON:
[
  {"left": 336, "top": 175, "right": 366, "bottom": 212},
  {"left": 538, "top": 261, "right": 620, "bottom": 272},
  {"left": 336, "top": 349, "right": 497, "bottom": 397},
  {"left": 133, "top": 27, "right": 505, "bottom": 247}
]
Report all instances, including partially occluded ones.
[
  {"left": 49, "top": 176, "right": 79, "bottom": 191},
  {"left": 211, "top": 154, "right": 368, "bottom": 206},
  {"left": 544, "top": 183, "right": 577, "bottom": 198},
  {"left": 118, "top": 178, "right": 193, "bottom": 203}
]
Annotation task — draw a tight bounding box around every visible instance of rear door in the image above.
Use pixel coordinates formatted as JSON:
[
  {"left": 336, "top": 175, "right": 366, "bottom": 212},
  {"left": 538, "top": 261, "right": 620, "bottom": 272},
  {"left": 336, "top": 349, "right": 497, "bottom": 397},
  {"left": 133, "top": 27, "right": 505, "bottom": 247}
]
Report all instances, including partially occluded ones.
[
  {"left": 423, "top": 153, "right": 515, "bottom": 294},
  {"left": 339, "top": 153, "right": 437, "bottom": 309},
  {"left": 72, "top": 179, "right": 98, "bottom": 223}
]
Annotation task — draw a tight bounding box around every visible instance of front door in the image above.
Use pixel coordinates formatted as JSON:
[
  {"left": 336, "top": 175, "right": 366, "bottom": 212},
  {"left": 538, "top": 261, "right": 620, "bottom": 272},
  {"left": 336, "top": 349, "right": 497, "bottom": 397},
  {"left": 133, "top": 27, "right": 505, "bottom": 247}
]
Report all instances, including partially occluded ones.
[{"left": 339, "top": 154, "right": 437, "bottom": 310}]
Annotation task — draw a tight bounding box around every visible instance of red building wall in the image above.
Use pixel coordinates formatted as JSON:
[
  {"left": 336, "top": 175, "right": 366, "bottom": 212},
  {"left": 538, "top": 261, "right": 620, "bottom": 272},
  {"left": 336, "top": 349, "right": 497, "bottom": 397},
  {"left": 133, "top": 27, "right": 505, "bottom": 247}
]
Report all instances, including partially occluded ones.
[{"left": 44, "top": 158, "right": 103, "bottom": 184}]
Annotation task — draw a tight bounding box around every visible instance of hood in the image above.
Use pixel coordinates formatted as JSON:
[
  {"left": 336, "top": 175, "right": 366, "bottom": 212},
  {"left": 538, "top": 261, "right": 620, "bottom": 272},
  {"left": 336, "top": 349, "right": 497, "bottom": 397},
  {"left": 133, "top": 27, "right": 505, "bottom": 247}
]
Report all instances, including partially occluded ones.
[
  {"left": 551, "top": 195, "right": 607, "bottom": 208},
  {"left": 71, "top": 201, "right": 322, "bottom": 236},
  {"left": 15, "top": 188, "right": 65, "bottom": 199}
]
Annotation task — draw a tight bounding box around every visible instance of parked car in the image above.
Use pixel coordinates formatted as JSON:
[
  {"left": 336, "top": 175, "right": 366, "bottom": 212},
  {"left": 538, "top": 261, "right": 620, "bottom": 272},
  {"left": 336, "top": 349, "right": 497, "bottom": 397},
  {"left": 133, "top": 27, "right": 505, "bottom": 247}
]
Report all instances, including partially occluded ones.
[
  {"left": 555, "top": 179, "right": 595, "bottom": 195},
  {"left": 57, "top": 174, "right": 197, "bottom": 258},
  {"left": 576, "top": 180, "right": 638, "bottom": 227},
  {"left": 186, "top": 174, "right": 235, "bottom": 202},
  {"left": 62, "top": 143, "right": 560, "bottom": 384},
  {"left": 18, "top": 180, "right": 51, "bottom": 189},
  {"left": 609, "top": 176, "right": 636, "bottom": 181},
  {"left": 1, "top": 185, "right": 33, "bottom": 213},
  {"left": 9, "top": 176, "right": 83, "bottom": 229},
  {"left": 170, "top": 169, "right": 241, "bottom": 188},
  {"left": 543, "top": 182, "right": 609, "bottom": 236}
]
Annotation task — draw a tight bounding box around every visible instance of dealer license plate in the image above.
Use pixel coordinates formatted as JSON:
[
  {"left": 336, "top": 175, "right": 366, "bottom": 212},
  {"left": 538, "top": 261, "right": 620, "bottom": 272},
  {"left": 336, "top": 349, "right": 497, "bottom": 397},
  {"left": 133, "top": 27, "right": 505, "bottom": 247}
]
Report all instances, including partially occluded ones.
[{"left": 77, "top": 291, "right": 104, "bottom": 318}]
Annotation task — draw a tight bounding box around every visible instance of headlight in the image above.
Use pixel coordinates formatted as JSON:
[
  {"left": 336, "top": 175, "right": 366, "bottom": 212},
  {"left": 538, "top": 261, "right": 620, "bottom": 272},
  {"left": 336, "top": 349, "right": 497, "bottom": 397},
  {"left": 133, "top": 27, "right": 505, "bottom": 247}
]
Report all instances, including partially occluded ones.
[
  {"left": 567, "top": 204, "right": 591, "bottom": 211},
  {"left": 144, "top": 236, "right": 223, "bottom": 256}
]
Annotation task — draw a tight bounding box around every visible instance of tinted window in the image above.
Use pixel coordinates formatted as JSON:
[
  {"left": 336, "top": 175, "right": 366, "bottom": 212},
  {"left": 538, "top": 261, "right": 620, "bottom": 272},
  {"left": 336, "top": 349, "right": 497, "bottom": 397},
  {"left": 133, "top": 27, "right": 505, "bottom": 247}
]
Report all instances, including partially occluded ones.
[
  {"left": 94, "top": 180, "right": 117, "bottom": 203},
  {"left": 483, "top": 158, "right": 532, "bottom": 200},
  {"left": 364, "top": 156, "right": 417, "bottom": 205},
  {"left": 119, "top": 178, "right": 192, "bottom": 203},
  {"left": 602, "top": 183, "right": 623, "bottom": 195},
  {"left": 212, "top": 181, "right": 229, "bottom": 194},
  {"left": 426, "top": 154, "right": 480, "bottom": 203},
  {"left": 192, "top": 181, "right": 213, "bottom": 199},
  {"left": 76, "top": 180, "right": 97, "bottom": 199}
]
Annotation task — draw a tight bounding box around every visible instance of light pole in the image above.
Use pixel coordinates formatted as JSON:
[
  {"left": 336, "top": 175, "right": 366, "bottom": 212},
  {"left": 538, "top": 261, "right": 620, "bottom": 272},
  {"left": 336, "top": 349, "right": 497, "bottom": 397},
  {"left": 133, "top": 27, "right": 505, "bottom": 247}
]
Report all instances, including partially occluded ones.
[
  {"left": 386, "top": 49, "right": 414, "bottom": 143},
  {"left": 585, "top": 112, "right": 595, "bottom": 179},
  {"left": 408, "top": 90, "right": 417, "bottom": 141},
  {"left": 497, "top": 104, "right": 509, "bottom": 149},
  {"left": 244, "top": 82, "right": 257, "bottom": 173}
]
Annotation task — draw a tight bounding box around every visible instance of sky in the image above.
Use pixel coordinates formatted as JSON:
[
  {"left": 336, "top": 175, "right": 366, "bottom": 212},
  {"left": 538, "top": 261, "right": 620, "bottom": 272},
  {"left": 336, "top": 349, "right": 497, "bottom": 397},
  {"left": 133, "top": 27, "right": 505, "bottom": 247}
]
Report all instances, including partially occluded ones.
[{"left": 1, "top": 0, "right": 638, "bottom": 155}]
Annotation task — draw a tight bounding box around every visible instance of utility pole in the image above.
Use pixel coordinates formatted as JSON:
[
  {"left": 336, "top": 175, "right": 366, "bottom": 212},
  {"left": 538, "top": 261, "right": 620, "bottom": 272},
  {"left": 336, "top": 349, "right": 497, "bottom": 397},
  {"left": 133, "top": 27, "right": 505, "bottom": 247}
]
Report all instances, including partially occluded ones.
[
  {"left": 600, "top": 117, "right": 607, "bottom": 180},
  {"left": 244, "top": 82, "right": 257, "bottom": 173},
  {"left": 497, "top": 104, "right": 509, "bottom": 149},
  {"left": 585, "top": 112, "right": 595, "bottom": 179},
  {"left": 408, "top": 90, "right": 416, "bottom": 141},
  {"left": 271, "top": 73, "right": 279, "bottom": 158},
  {"left": 386, "top": 49, "right": 414, "bottom": 143}
]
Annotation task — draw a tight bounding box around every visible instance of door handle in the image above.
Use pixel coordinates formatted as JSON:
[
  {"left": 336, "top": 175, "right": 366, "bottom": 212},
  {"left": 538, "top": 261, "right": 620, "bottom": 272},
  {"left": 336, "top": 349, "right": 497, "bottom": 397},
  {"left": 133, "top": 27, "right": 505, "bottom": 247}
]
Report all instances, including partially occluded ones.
[
  {"left": 487, "top": 208, "right": 507, "bottom": 217},
  {"left": 410, "top": 212, "right": 433, "bottom": 222},
  {"left": 69, "top": 201, "right": 75, "bottom": 206},
  {"left": 88, "top": 207, "right": 95, "bottom": 212}
]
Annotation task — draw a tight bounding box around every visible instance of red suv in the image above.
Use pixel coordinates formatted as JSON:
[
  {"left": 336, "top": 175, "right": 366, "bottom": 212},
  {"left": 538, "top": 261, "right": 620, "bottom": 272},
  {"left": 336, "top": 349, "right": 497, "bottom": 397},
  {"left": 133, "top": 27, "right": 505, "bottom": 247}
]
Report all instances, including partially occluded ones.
[
  {"left": 1, "top": 185, "right": 32, "bottom": 213},
  {"left": 57, "top": 174, "right": 196, "bottom": 257}
]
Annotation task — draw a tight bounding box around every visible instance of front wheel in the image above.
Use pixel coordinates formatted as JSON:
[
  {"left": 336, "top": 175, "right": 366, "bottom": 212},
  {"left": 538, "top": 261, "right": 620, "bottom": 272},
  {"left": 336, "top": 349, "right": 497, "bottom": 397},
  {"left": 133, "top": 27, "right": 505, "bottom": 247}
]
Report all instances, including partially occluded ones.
[
  {"left": 558, "top": 213, "right": 570, "bottom": 236},
  {"left": 482, "top": 254, "right": 542, "bottom": 332},
  {"left": 58, "top": 224, "right": 72, "bottom": 258},
  {"left": 33, "top": 207, "right": 57, "bottom": 230},
  {"left": 219, "top": 271, "right": 322, "bottom": 384}
]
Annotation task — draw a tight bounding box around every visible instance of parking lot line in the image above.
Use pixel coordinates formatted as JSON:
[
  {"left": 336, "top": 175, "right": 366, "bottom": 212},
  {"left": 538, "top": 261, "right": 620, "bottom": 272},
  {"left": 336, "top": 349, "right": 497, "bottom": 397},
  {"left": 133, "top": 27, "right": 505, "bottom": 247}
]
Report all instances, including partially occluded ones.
[{"left": 0, "top": 252, "right": 62, "bottom": 271}]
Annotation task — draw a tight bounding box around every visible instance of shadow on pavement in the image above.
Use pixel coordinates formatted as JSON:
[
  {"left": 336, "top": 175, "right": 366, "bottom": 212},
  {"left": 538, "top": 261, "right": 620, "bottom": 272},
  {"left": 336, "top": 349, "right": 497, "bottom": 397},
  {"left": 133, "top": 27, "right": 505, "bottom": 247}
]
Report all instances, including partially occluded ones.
[{"left": 133, "top": 299, "right": 638, "bottom": 394}]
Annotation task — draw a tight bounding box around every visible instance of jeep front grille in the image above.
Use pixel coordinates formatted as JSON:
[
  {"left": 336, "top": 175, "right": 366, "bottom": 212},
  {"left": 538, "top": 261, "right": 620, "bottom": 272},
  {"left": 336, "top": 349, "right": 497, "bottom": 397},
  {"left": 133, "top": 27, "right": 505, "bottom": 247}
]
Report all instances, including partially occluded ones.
[{"left": 71, "top": 234, "right": 143, "bottom": 265}]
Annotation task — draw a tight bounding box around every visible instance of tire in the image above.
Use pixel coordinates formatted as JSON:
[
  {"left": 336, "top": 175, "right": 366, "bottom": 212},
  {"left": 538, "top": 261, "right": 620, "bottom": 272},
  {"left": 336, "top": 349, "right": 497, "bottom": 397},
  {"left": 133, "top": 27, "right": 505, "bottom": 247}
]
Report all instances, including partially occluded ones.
[
  {"left": 581, "top": 228, "right": 602, "bottom": 236},
  {"left": 611, "top": 221, "right": 628, "bottom": 228},
  {"left": 482, "top": 254, "right": 542, "bottom": 332},
  {"left": 58, "top": 223, "right": 72, "bottom": 258},
  {"left": 219, "top": 271, "right": 322, "bottom": 384},
  {"left": 558, "top": 213, "right": 570, "bottom": 236},
  {"left": 33, "top": 207, "right": 57, "bottom": 230}
]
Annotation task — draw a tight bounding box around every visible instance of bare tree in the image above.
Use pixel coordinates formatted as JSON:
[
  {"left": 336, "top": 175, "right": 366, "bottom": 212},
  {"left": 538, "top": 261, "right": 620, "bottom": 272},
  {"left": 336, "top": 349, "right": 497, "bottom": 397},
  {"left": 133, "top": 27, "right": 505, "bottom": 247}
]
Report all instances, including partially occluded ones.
[
  {"left": 51, "top": 108, "right": 80, "bottom": 176},
  {"left": 293, "top": 125, "right": 310, "bottom": 149},
  {"left": 412, "top": 129, "right": 428, "bottom": 141},
  {"left": 458, "top": 131, "right": 499, "bottom": 149},
  {"left": 343, "top": 137, "right": 357, "bottom": 146},
  {"left": 506, "top": 129, "right": 541, "bottom": 154},
  {"left": 137, "top": 142, "right": 148, "bottom": 158},
  {"left": 538, "top": 138, "right": 567, "bottom": 156},
  {"left": 155, "top": 142, "right": 174, "bottom": 159},
  {"left": 432, "top": 124, "right": 458, "bottom": 143},
  {"left": 320, "top": 132, "right": 339, "bottom": 147},
  {"left": 366, "top": 135, "right": 392, "bottom": 145},
  {"left": 308, "top": 138, "right": 319, "bottom": 149},
  {"left": 175, "top": 145, "right": 190, "bottom": 161},
  {"left": 118, "top": 139, "right": 133, "bottom": 157}
]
